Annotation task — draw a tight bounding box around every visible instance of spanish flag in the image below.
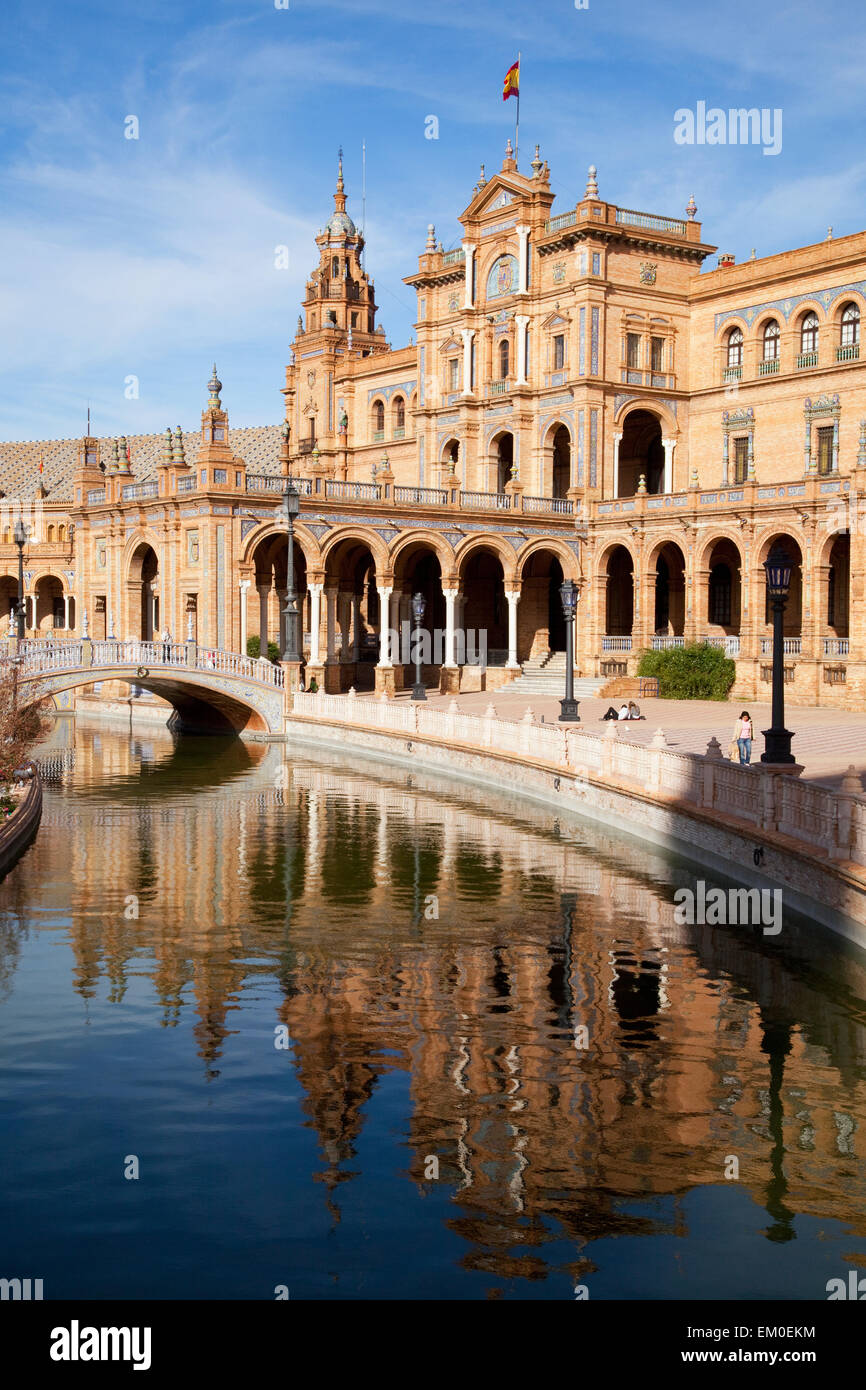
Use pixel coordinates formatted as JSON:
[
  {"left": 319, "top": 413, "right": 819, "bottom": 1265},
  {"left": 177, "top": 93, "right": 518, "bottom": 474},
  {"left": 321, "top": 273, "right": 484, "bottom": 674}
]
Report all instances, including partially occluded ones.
[{"left": 503, "top": 59, "right": 520, "bottom": 102}]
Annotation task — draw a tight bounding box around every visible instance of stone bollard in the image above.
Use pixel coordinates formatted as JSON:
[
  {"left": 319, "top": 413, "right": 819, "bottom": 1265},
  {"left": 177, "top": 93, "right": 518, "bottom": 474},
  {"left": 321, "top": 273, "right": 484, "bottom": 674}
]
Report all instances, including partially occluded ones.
[
  {"left": 484, "top": 703, "right": 496, "bottom": 747},
  {"left": 701, "top": 735, "right": 724, "bottom": 809},
  {"left": 649, "top": 727, "right": 667, "bottom": 793}
]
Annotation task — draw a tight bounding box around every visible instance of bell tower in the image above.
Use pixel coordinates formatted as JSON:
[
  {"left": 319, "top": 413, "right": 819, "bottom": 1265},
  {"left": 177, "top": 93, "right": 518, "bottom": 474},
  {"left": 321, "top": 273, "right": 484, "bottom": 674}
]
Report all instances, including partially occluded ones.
[{"left": 283, "top": 151, "right": 389, "bottom": 473}]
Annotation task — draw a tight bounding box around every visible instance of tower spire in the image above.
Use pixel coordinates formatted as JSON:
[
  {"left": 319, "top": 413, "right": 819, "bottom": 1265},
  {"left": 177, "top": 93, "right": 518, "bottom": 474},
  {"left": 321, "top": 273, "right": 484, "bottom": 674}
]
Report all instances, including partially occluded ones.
[{"left": 334, "top": 147, "right": 346, "bottom": 213}]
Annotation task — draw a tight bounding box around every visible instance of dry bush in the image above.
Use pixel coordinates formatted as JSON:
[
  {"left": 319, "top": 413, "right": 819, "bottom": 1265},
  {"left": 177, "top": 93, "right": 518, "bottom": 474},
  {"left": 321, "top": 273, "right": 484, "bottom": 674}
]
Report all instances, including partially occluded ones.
[{"left": 0, "top": 664, "right": 52, "bottom": 783}]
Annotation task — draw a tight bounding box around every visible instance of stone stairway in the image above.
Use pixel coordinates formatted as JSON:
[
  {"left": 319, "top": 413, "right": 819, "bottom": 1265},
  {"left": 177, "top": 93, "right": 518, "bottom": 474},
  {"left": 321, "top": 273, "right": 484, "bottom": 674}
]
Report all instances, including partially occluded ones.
[{"left": 502, "top": 652, "right": 607, "bottom": 698}]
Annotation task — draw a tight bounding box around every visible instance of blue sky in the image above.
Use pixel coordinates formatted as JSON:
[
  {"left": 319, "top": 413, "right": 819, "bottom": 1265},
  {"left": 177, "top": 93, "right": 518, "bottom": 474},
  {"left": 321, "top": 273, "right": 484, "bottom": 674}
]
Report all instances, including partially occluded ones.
[{"left": 2, "top": 0, "right": 866, "bottom": 441}]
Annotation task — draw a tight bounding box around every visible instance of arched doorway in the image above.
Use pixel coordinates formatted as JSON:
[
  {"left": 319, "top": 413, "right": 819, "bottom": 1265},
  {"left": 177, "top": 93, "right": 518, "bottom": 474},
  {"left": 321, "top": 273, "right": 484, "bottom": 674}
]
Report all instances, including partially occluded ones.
[
  {"left": 460, "top": 547, "right": 508, "bottom": 667},
  {"left": 652, "top": 543, "right": 686, "bottom": 637},
  {"left": 760, "top": 534, "right": 803, "bottom": 643},
  {"left": 128, "top": 543, "right": 159, "bottom": 640},
  {"left": 490, "top": 432, "right": 513, "bottom": 493},
  {"left": 250, "top": 532, "right": 309, "bottom": 659},
  {"left": 521, "top": 549, "right": 566, "bottom": 657},
  {"left": 706, "top": 539, "right": 742, "bottom": 640},
  {"left": 0, "top": 576, "right": 18, "bottom": 631},
  {"left": 826, "top": 533, "right": 850, "bottom": 640},
  {"left": 605, "top": 546, "right": 634, "bottom": 638},
  {"left": 551, "top": 426, "right": 571, "bottom": 499},
  {"left": 618, "top": 410, "right": 664, "bottom": 496},
  {"left": 323, "top": 537, "right": 378, "bottom": 690},
  {"left": 392, "top": 542, "right": 446, "bottom": 690},
  {"left": 34, "top": 574, "right": 65, "bottom": 631}
]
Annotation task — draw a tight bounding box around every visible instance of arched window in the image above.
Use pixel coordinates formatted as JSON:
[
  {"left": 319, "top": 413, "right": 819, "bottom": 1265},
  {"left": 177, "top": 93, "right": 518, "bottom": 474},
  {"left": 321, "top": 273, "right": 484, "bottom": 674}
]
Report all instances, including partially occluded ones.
[
  {"left": 762, "top": 320, "right": 780, "bottom": 361},
  {"left": 841, "top": 302, "right": 860, "bottom": 346},
  {"left": 47, "top": 525, "right": 55, "bottom": 542},
  {"left": 800, "top": 311, "right": 819, "bottom": 355},
  {"left": 372, "top": 400, "right": 385, "bottom": 438},
  {"left": 393, "top": 396, "right": 405, "bottom": 434},
  {"left": 499, "top": 338, "right": 510, "bottom": 380},
  {"left": 332, "top": 257, "right": 339, "bottom": 278},
  {"left": 726, "top": 327, "right": 743, "bottom": 368},
  {"left": 58, "top": 525, "right": 66, "bottom": 541}
]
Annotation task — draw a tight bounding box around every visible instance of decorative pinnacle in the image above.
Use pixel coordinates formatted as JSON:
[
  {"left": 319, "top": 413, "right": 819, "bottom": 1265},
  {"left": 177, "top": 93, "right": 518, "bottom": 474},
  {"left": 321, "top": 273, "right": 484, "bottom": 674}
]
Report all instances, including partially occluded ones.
[
  {"left": 334, "top": 147, "right": 347, "bottom": 213},
  {"left": 531, "top": 143, "right": 542, "bottom": 177},
  {"left": 686, "top": 193, "right": 697, "bottom": 220},
  {"left": 504, "top": 138, "right": 513, "bottom": 163},
  {"left": 585, "top": 164, "right": 598, "bottom": 198},
  {"left": 426, "top": 223, "right": 436, "bottom": 251},
  {"left": 207, "top": 362, "right": 222, "bottom": 408},
  {"left": 478, "top": 162, "right": 487, "bottom": 187}
]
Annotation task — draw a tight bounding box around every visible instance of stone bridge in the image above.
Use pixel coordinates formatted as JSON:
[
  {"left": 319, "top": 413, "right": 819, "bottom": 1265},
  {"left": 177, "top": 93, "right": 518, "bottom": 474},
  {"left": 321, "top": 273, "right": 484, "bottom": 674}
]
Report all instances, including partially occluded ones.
[{"left": 1, "top": 638, "right": 286, "bottom": 735}]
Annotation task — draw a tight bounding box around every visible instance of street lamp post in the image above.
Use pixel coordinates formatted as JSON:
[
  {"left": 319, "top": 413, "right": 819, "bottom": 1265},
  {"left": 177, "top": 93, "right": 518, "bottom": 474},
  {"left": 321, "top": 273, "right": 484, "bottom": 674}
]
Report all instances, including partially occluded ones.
[
  {"left": 13, "top": 518, "right": 27, "bottom": 640},
  {"left": 411, "top": 591, "right": 427, "bottom": 701},
  {"left": 280, "top": 477, "right": 302, "bottom": 663},
  {"left": 761, "top": 541, "right": 795, "bottom": 765},
  {"left": 558, "top": 579, "right": 581, "bottom": 723}
]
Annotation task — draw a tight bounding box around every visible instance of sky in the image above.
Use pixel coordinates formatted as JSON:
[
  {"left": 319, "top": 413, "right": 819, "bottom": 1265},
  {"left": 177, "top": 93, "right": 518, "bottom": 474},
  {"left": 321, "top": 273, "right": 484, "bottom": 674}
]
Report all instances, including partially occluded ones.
[{"left": 2, "top": 0, "right": 866, "bottom": 441}]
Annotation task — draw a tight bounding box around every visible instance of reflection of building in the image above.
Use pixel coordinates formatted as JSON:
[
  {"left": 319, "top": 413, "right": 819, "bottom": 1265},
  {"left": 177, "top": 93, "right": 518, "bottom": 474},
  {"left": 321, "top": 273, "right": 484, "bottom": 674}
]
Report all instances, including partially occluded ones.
[
  {"left": 1, "top": 147, "right": 864, "bottom": 702},
  {"left": 9, "top": 730, "right": 865, "bottom": 1279}
]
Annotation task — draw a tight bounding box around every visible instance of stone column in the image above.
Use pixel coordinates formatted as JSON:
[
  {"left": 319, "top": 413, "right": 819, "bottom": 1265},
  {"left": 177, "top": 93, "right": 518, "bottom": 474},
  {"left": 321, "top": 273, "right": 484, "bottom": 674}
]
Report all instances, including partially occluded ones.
[
  {"left": 613, "top": 432, "right": 622, "bottom": 499},
  {"left": 440, "top": 586, "right": 460, "bottom": 693},
  {"left": 376, "top": 586, "right": 393, "bottom": 665},
  {"left": 63, "top": 593, "right": 71, "bottom": 630},
  {"left": 258, "top": 584, "right": 269, "bottom": 648},
  {"left": 351, "top": 591, "right": 363, "bottom": 661},
  {"left": 462, "top": 242, "right": 475, "bottom": 309},
  {"left": 662, "top": 437, "right": 676, "bottom": 494},
  {"left": 238, "top": 579, "right": 250, "bottom": 653},
  {"left": 308, "top": 584, "right": 323, "bottom": 665},
  {"left": 515, "top": 315, "right": 529, "bottom": 385},
  {"left": 515, "top": 225, "right": 530, "bottom": 294},
  {"left": 461, "top": 329, "right": 475, "bottom": 395},
  {"left": 325, "top": 587, "right": 339, "bottom": 660},
  {"left": 506, "top": 590, "right": 520, "bottom": 669}
]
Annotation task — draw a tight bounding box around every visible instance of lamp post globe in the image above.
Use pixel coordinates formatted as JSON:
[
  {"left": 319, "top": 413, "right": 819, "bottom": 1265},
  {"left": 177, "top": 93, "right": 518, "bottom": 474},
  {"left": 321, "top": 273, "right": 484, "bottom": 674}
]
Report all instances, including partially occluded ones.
[
  {"left": 558, "top": 579, "right": 581, "bottom": 723},
  {"left": 411, "top": 591, "right": 427, "bottom": 701},
  {"left": 760, "top": 541, "right": 796, "bottom": 765}
]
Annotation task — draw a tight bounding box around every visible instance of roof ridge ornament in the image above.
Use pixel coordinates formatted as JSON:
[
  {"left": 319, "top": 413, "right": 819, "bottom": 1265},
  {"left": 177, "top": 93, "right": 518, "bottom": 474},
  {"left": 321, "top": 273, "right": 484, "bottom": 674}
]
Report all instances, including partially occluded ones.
[
  {"left": 585, "top": 164, "right": 598, "bottom": 198},
  {"left": 686, "top": 193, "right": 697, "bottom": 220}
]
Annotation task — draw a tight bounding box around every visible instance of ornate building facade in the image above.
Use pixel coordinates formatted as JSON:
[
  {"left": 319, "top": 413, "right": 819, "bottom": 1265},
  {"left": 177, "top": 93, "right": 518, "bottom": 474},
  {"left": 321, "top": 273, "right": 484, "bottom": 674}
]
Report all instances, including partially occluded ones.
[{"left": 1, "top": 144, "right": 864, "bottom": 705}]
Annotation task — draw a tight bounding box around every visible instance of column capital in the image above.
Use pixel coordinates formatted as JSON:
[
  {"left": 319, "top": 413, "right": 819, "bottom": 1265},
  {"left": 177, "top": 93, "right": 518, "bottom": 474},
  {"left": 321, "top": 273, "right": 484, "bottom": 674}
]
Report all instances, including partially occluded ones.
[{"left": 307, "top": 580, "right": 324, "bottom": 594}]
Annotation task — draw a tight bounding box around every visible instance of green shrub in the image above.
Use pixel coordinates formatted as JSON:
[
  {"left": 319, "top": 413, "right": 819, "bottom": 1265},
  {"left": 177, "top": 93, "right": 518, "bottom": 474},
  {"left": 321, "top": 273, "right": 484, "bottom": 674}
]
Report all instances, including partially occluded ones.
[
  {"left": 637, "top": 642, "right": 735, "bottom": 700},
  {"left": 246, "top": 635, "right": 280, "bottom": 664}
]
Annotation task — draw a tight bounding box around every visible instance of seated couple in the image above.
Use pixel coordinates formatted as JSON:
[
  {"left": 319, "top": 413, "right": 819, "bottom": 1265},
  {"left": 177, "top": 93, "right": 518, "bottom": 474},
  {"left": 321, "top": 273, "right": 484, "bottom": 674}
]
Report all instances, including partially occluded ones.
[{"left": 602, "top": 701, "right": 643, "bottom": 721}]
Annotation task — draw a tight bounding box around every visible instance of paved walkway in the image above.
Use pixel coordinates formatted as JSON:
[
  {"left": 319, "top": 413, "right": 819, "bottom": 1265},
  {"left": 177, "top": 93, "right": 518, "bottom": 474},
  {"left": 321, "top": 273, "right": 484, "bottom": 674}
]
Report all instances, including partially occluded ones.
[{"left": 389, "top": 686, "right": 866, "bottom": 790}]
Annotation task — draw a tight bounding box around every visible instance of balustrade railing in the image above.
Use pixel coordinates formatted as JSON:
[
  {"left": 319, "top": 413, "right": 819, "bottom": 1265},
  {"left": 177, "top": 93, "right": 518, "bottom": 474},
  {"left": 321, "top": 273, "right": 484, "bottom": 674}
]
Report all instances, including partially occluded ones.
[
  {"left": 602, "top": 636, "right": 632, "bottom": 651},
  {"left": 651, "top": 635, "right": 685, "bottom": 650},
  {"left": 394, "top": 486, "right": 448, "bottom": 507},
  {"left": 290, "top": 692, "right": 866, "bottom": 871},
  {"left": 325, "top": 480, "right": 382, "bottom": 502},
  {"left": 760, "top": 636, "right": 801, "bottom": 655},
  {"left": 823, "top": 637, "right": 849, "bottom": 656},
  {"left": 460, "top": 490, "right": 510, "bottom": 511},
  {"left": 522, "top": 496, "right": 574, "bottom": 515},
  {"left": 121, "top": 482, "right": 159, "bottom": 501},
  {"left": 702, "top": 635, "right": 741, "bottom": 656}
]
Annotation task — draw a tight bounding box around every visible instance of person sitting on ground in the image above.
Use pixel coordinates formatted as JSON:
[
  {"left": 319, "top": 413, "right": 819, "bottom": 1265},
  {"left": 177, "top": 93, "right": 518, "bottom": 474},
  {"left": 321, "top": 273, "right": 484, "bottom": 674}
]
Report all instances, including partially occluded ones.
[
  {"left": 602, "top": 705, "right": 619, "bottom": 721},
  {"left": 628, "top": 700, "right": 642, "bottom": 720},
  {"left": 618, "top": 703, "right": 630, "bottom": 720}
]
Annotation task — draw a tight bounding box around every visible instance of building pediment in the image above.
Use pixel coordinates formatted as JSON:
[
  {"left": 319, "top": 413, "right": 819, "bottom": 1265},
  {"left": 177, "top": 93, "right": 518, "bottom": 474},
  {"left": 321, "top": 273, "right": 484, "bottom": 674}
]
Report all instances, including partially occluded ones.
[{"left": 462, "top": 175, "right": 525, "bottom": 222}]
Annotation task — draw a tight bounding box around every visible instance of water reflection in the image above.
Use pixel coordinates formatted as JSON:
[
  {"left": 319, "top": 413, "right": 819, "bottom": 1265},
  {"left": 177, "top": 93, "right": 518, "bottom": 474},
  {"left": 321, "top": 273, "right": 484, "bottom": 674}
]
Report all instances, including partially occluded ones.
[{"left": 0, "top": 718, "right": 864, "bottom": 1299}]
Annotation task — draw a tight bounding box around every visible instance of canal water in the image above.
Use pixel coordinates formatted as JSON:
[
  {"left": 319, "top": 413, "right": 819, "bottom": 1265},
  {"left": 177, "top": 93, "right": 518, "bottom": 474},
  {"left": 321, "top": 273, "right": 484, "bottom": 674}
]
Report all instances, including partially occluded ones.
[{"left": 0, "top": 717, "right": 865, "bottom": 1301}]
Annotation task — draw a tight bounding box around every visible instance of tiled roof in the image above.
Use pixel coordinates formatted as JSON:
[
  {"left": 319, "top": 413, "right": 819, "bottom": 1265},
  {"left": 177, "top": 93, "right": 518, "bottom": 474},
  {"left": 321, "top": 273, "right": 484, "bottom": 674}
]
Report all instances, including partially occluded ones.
[{"left": 0, "top": 425, "right": 283, "bottom": 505}]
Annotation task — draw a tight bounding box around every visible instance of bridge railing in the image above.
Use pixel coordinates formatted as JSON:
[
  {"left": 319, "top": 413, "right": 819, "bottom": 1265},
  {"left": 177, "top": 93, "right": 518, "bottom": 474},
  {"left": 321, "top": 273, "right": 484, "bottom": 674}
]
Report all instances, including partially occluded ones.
[{"left": 0, "top": 638, "right": 285, "bottom": 688}]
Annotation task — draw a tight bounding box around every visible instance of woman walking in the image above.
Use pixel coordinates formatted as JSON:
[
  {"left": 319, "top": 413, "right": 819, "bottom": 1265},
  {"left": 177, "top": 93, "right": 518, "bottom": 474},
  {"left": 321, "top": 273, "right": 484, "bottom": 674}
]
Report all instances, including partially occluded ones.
[{"left": 734, "top": 710, "right": 754, "bottom": 765}]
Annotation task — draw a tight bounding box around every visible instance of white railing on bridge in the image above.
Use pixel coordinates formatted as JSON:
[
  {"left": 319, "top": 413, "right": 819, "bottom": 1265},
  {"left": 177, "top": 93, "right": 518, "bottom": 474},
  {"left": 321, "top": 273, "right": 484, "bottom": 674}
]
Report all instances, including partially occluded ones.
[
  {"left": 602, "top": 636, "right": 632, "bottom": 651},
  {"left": 0, "top": 638, "right": 284, "bottom": 688}
]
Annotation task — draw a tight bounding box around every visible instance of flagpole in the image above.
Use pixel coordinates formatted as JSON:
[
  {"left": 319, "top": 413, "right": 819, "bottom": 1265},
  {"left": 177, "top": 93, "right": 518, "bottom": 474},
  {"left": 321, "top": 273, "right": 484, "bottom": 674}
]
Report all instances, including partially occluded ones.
[{"left": 515, "top": 51, "right": 521, "bottom": 163}]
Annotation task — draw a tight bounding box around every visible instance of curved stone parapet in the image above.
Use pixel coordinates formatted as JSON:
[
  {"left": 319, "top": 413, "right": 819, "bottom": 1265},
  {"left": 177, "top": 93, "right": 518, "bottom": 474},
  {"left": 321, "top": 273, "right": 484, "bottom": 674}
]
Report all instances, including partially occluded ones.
[{"left": 0, "top": 770, "right": 43, "bottom": 882}]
